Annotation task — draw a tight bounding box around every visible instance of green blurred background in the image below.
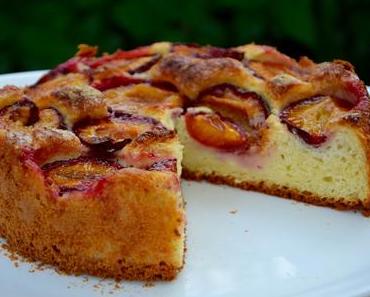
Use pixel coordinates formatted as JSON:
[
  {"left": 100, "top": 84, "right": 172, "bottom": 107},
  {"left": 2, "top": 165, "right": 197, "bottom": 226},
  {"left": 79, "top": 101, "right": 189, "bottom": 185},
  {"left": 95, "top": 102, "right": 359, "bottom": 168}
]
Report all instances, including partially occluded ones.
[{"left": 1, "top": 0, "right": 369, "bottom": 82}]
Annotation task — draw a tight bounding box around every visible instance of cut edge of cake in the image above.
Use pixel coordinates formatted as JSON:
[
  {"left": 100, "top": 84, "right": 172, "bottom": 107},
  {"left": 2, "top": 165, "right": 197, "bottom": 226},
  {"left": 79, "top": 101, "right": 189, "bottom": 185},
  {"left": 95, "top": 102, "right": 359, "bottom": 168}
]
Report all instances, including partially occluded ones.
[{"left": 176, "top": 109, "right": 370, "bottom": 211}]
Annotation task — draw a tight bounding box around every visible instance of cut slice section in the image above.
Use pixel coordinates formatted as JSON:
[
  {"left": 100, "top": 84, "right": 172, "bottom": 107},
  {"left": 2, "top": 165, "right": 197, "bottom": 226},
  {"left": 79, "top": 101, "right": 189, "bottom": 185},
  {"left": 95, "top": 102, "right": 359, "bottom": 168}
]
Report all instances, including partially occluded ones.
[{"left": 177, "top": 113, "right": 369, "bottom": 208}]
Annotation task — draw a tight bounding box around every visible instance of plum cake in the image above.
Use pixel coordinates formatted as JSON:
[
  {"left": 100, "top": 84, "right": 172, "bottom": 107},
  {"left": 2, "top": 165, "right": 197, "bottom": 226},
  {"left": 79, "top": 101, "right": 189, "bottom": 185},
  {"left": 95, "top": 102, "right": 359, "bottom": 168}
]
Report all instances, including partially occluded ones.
[{"left": 0, "top": 42, "right": 369, "bottom": 280}]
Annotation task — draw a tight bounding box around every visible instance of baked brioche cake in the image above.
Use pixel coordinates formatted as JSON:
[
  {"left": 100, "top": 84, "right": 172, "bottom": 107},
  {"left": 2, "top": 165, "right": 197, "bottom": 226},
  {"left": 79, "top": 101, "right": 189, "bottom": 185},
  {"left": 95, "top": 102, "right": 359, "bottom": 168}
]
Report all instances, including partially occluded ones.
[{"left": 0, "top": 42, "right": 369, "bottom": 280}]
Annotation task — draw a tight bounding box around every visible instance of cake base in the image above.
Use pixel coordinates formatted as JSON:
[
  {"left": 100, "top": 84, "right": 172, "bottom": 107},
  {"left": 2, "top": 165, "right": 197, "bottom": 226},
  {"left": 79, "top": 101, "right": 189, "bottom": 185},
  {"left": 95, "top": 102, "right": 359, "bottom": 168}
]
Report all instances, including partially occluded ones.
[
  {"left": 0, "top": 235, "right": 179, "bottom": 281},
  {"left": 182, "top": 169, "right": 363, "bottom": 212}
]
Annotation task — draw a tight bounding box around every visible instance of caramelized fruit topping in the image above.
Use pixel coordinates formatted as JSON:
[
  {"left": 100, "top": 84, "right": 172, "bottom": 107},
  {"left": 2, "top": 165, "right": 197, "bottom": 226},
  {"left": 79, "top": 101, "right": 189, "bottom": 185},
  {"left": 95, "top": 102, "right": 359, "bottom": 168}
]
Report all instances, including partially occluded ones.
[
  {"left": 0, "top": 98, "right": 39, "bottom": 126},
  {"left": 128, "top": 54, "right": 161, "bottom": 74},
  {"left": 75, "top": 112, "right": 162, "bottom": 153},
  {"left": 280, "top": 96, "right": 351, "bottom": 146},
  {"left": 91, "top": 74, "right": 178, "bottom": 93},
  {"left": 35, "top": 57, "right": 88, "bottom": 85},
  {"left": 43, "top": 157, "right": 121, "bottom": 194},
  {"left": 185, "top": 112, "right": 248, "bottom": 150},
  {"left": 36, "top": 47, "right": 152, "bottom": 85},
  {"left": 198, "top": 84, "right": 269, "bottom": 130},
  {"left": 342, "top": 79, "right": 369, "bottom": 105},
  {"left": 89, "top": 47, "right": 151, "bottom": 68},
  {"left": 37, "top": 108, "right": 66, "bottom": 129},
  {"left": 75, "top": 118, "right": 133, "bottom": 153},
  {"left": 91, "top": 76, "right": 146, "bottom": 91}
]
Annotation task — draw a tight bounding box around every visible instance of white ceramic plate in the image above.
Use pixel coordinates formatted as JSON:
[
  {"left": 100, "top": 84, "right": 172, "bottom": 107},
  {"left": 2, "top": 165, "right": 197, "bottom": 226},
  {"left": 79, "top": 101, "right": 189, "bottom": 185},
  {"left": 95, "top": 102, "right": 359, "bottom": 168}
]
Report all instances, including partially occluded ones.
[{"left": 1, "top": 71, "right": 370, "bottom": 297}]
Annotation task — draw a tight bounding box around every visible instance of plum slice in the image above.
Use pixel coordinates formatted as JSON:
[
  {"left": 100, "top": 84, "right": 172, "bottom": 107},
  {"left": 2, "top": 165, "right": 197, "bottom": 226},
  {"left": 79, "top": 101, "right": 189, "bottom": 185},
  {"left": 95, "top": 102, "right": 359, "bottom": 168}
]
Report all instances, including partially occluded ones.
[
  {"left": 91, "top": 74, "right": 178, "bottom": 93},
  {"left": 91, "top": 76, "right": 146, "bottom": 91},
  {"left": 280, "top": 95, "right": 351, "bottom": 146},
  {"left": 75, "top": 112, "right": 162, "bottom": 153},
  {"left": 36, "top": 108, "right": 66, "bottom": 129},
  {"left": 0, "top": 98, "right": 39, "bottom": 127},
  {"left": 43, "top": 157, "right": 121, "bottom": 194},
  {"left": 149, "top": 81, "right": 178, "bottom": 93},
  {"left": 128, "top": 54, "right": 161, "bottom": 74},
  {"left": 88, "top": 47, "right": 152, "bottom": 68},
  {"left": 36, "top": 46, "right": 152, "bottom": 85},
  {"left": 35, "top": 56, "right": 91, "bottom": 85},
  {"left": 185, "top": 112, "right": 248, "bottom": 150},
  {"left": 198, "top": 84, "right": 269, "bottom": 131}
]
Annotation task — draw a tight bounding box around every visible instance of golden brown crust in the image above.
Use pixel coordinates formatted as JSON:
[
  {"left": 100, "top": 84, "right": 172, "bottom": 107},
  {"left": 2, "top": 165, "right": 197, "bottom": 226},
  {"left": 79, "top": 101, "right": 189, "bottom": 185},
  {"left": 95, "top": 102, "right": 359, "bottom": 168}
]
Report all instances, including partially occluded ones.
[
  {"left": 1, "top": 239, "right": 180, "bottom": 281},
  {"left": 28, "top": 73, "right": 89, "bottom": 100},
  {"left": 30, "top": 127, "right": 86, "bottom": 165},
  {"left": 151, "top": 54, "right": 251, "bottom": 99},
  {"left": 0, "top": 86, "right": 26, "bottom": 109}
]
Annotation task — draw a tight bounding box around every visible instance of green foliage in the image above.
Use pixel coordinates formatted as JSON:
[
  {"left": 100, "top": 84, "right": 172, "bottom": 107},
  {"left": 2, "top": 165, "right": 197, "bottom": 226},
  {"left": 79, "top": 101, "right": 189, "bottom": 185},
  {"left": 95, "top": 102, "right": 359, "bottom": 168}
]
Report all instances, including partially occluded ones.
[{"left": 0, "top": 0, "right": 369, "bottom": 82}]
